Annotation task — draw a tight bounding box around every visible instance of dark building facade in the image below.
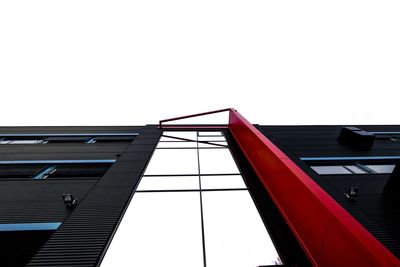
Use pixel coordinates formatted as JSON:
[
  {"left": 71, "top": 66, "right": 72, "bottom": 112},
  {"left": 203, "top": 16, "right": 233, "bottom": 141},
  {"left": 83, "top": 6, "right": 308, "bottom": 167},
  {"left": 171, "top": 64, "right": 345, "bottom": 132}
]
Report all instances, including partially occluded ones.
[{"left": 0, "top": 109, "right": 399, "bottom": 266}]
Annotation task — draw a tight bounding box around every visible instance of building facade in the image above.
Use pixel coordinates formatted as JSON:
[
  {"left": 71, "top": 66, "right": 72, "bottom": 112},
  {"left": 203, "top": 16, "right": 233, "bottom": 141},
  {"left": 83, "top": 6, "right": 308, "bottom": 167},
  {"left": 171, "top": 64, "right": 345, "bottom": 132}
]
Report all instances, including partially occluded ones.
[{"left": 0, "top": 109, "right": 399, "bottom": 266}]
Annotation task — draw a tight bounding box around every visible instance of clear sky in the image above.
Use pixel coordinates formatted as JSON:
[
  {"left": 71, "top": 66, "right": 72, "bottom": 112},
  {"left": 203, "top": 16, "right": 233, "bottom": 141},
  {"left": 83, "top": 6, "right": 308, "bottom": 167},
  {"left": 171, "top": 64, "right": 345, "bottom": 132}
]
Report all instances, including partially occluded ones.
[{"left": 0, "top": 1, "right": 399, "bottom": 126}]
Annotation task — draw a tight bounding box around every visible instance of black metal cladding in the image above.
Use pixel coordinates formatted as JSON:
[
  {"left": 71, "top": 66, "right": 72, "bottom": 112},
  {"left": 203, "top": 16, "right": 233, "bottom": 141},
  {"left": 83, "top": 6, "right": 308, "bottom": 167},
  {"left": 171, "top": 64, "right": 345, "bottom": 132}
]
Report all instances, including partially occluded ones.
[
  {"left": 383, "top": 164, "right": 400, "bottom": 198},
  {"left": 26, "top": 126, "right": 160, "bottom": 267},
  {"left": 1, "top": 230, "right": 54, "bottom": 266},
  {"left": 0, "top": 126, "right": 153, "bottom": 266},
  {"left": 260, "top": 125, "right": 400, "bottom": 259}
]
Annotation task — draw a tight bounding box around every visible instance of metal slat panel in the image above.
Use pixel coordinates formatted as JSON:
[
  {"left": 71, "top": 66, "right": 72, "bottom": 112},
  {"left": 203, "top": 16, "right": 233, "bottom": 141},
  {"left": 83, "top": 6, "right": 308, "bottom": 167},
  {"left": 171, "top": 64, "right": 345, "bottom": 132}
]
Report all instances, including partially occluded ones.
[{"left": 27, "top": 126, "right": 160, "bottom": 266}]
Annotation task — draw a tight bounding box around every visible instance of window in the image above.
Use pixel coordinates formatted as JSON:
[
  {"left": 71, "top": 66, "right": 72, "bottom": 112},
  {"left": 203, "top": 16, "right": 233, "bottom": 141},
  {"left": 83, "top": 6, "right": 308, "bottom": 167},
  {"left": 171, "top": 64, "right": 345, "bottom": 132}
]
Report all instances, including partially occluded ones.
[
  {"left": 0, "top": 222, "right": 61, "bottom": 232},
  {"left": 136, "top": 176, "right": 199, "bottom": 191},
  {"left": 101, "top": 131, "right": 282, "bottom": 267},
  {"left": 0, "top": 139, "right": 46, "bottom": 144},
  {"left": 365, "top": 165, "right": 395, "bottom": 174},
  {"left": 0, "top": 222, "right": 61, "bottom": 266},
  {"left": 311, "top": 166, "right": 352, "bottom": 175},
  {"left": 0, "top": 133, "right": 137, "bottom": 145},
  {"left": 0, "top": 160, "right": 114, "bottom": 180},
  {"left": 311, "top": 164, "right": 396, "bottom": 175}
]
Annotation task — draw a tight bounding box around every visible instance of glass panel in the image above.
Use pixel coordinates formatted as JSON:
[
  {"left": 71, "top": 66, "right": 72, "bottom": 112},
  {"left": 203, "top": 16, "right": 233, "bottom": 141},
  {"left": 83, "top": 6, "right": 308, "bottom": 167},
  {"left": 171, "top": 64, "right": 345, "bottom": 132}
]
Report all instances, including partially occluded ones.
[
  {"left": 47, "top": 164, "right": 111, "bottom": 178},
  {"left": 198, "top": 136, "right": 226, "bottom": 142},
  {"left": 162, "top": 131, "right": 197, "bottom": 140},
  {"left": 0, "top": 140, "right": 44, "bottom": 144},
  {"left": 344, "top": 165, "right": 367, "bottom": 174},
  {"left": 144, "top": 149, "right": 198, "bottom": 175},
  {"left": 101, "top": 192, "right": 204, "bottom": 267},
  {"left": 137, "top": 176, "right": 199, "bottom": 191},
  {"left": 365, "top": 165, "right": 396, "bottom": 174},
  {"left": 0, "top": 164, "right": 45, "bottom": 179},
  {"left": 202, "top": 191, "right": 282, "bottom": 266},
  {"left": 311, "top": 166, "right": 352, "bottom": 175},
  {"left": 159, "top": 136, "right": 188, "bottom": 142},
  {"left": 45, "top": 136, "right": 90, "bottom": 142},
  {"left": 201, "top": 175, "right": 246, "bottom": 190},
  {"left": 198, "top": 142, "right": 227, "bottom": 148},
  {"left": 199, "top": 149, "right": 240, "bottom": 174},
  {"left": 32, "top": 165, "right": 56, "bottom": 180},
  {"left": 0, "top": 222, "right": 61, "bottom": 231},
  {"left": 162, "top": 112, "right": 229, "bottom": 125},
  {"left": 198, "top": 132, "right": 222, "bottom": 136},
  {"left": 157, "top": 142, "right": 198, "bottom": 148}
]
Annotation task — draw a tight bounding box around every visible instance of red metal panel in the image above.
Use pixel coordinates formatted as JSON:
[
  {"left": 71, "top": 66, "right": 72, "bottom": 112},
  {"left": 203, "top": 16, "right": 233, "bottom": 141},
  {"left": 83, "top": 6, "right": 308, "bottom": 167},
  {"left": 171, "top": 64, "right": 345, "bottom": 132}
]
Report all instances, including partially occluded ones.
[{"left": 228, "top": 110, "right": 399, "bottom": 267}]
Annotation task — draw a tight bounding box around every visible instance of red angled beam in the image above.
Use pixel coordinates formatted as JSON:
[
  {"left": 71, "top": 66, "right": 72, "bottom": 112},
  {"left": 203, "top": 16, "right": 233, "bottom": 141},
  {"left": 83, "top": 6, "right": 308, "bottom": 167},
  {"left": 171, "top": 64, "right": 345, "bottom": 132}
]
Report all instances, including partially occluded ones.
[{"left": 228, "top": 109, "right": 399, "bottom": 267}]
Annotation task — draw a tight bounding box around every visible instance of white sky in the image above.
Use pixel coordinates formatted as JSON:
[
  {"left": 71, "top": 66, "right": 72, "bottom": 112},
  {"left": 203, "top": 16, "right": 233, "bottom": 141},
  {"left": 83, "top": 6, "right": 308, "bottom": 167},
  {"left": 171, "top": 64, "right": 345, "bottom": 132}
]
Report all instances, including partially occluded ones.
[{"left": 0, "top": 1, "right": 399, "bottom": 126}]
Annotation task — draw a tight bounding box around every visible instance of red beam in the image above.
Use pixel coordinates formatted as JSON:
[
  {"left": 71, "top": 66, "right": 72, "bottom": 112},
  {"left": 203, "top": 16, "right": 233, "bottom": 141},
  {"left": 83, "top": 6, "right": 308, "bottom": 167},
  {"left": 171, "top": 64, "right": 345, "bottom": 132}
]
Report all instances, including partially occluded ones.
[{"left": 228, "top": 109, "right": 399, "bottom": 267}]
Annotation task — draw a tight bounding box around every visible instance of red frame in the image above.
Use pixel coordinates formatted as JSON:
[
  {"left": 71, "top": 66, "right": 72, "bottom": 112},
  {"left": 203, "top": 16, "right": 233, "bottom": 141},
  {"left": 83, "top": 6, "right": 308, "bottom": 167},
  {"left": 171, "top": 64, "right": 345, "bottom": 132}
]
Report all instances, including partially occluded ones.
[
  {"left": 159, "top": 108, "right": 232, "bottom": 129},
  {"left": 160, "top": 109, "right": 399, "bottom": 266}
]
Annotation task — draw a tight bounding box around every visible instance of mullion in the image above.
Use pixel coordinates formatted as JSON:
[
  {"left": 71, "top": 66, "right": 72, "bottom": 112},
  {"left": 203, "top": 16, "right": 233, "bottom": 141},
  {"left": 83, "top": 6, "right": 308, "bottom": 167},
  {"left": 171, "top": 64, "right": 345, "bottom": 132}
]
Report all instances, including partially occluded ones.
[
  {"left": 342, "top": 165, "right": 356, "bottom": 174},
  {"left": 156, "top": 147, "right": 227, "bottom": 150},
  {"left": 355, "top": 162, "right": 377, "bottom": 174},
  {"left": 197, "top": 131, "right": 207, "bottom": 267},
  {"left": 136, "top": 188, "right": 248, "bottom": 193},
  {"left": 142, "top": 173, "right": 240, "bottom": 177}
]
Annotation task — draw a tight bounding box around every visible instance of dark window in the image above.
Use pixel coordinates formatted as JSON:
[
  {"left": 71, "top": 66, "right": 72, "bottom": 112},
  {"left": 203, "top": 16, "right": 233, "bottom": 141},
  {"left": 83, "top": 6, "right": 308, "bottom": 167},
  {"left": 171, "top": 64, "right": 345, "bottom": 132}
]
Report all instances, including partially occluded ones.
[
  {"left": 0, "top": 134, "right": 137, "bottom": 144},
  {"left": 45, "top": 136, "right": 92, "bottom": 143},
  {"left": 0, "top": 163, "right": 112, "bottom": 180},
  {"left": 0, "top": 165, "right": 46, "bottom": 179},
  {"left": 0, "top": 222, "right": 61, "bottom": 267},
  {"left": 47, "top": 163, "right": 111, "bottom": 178}
]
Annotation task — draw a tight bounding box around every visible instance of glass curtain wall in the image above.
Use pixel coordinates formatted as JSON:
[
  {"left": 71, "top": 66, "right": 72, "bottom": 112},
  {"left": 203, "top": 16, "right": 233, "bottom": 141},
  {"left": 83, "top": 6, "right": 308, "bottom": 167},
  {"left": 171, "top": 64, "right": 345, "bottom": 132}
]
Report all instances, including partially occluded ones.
[{"left": 101, "top": 131, "right": 281, "bottom": 267}]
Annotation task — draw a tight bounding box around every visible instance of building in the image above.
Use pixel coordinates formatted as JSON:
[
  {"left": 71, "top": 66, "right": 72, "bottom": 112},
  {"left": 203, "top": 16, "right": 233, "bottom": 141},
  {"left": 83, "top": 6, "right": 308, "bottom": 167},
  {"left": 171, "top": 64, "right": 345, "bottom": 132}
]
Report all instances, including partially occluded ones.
[{"left": 0, "top": 109, "right": 399, "bottom": 266}]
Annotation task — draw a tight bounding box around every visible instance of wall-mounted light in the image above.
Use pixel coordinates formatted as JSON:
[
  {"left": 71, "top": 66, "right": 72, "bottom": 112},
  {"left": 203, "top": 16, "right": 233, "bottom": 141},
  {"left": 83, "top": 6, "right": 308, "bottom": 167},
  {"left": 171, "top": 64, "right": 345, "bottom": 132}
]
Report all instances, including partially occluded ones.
[
  {"left": 344, "top": 186, "right": 359, "bottom": 201},
  {"left": 62, "top": 194, "right": 78, "bottom": 209}
]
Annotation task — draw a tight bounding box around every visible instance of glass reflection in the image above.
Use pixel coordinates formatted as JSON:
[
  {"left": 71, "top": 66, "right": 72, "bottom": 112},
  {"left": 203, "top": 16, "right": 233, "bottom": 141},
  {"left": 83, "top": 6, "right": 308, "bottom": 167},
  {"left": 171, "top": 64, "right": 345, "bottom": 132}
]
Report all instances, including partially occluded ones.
[
  {"left": 157, "top": 142, "right": 198, "bottom": 148},
  {"left": 311, "top": 166, "right": 351, "bottom": 175},
  {"left": 366, "top": 165, "right": 395, "bottom": 174},
  {"left": 199, "top": 149, "right": 240, "bottom": 174},
  {"left": 137, "top": 176, "right": 199, "bottom": 191},
  {"left": 101, "top": 192, "right": 204, "bottom": 267},
  {"left": 201, "top": 175, "right": 246, "bottom": 190},
  {"left": 198, "top": 136, "right": 226, "bottom": 142},
  {"left": 202, "top": 191, "right": 282, "bottom": 266},
  {"left": 144, "top": 149, "right": 198, "bottom": 175}
]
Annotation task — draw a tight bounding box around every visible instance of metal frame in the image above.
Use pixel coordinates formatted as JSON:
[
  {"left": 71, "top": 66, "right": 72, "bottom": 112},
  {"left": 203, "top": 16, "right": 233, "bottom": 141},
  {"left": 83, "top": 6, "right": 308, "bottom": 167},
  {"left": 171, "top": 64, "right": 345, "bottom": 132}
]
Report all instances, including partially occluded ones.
[
  {"left": 161, "top": 134, "right": 228, "bottom": 148},
  {"left": 159, "top": 108, "right": 233, "bottom": 129}
]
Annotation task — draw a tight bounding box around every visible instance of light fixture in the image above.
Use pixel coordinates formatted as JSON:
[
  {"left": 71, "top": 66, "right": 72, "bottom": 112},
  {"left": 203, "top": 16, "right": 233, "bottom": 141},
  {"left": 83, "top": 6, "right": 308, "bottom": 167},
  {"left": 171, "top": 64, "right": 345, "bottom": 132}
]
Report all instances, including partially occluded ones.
[
  {"left": 344, "top": 186, "right": 359, "bottom": 201},
  {"left": 62, "top": 194, "right": 78, "bottom": 209}
]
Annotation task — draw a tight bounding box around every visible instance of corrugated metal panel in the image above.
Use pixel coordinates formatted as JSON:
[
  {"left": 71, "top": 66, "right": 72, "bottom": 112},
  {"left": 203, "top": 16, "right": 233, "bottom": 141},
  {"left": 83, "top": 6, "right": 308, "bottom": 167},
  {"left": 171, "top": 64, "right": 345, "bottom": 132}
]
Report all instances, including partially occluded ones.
[
  {"left": 261, "top": 125, "right": 400, "bottom": 259},
  {"left": 27, "top": 126, "right": 160, "bottom": 266}
]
